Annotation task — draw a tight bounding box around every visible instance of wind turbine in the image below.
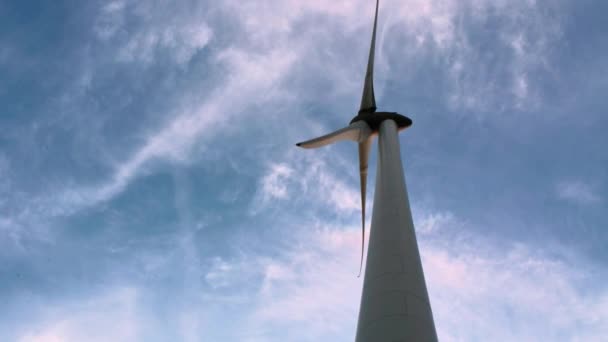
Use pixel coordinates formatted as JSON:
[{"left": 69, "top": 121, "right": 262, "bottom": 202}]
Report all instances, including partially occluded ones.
[{"left": 296, "top": 0, "right": 438, "bottom": 340}]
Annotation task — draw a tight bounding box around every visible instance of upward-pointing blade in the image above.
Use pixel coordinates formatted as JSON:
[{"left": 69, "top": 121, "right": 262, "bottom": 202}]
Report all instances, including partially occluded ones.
[
  {"left": 357, "top": 137, "right": 371, "bottom": 277},
  {"left": 359, "top": 0, "right": 379, "bottom": 113}
]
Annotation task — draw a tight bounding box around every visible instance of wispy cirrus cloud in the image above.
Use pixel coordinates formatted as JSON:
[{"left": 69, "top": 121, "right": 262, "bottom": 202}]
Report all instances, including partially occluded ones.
[
  {"left": 16, "top": 287, "right": 139, "bottom": 342},
  {"left": 381, "top": 0, "right": 562, "bottom": 112},
  {"left": 9, "top": 199, "right": 607, "bottom": 342},
  {"left": 192, "top": 209, "right": 608, "bottom": 341},
  {"left": 420, "top": 210, "right": 607, "bottom": 341},
  {"left": 24, "top": 45, "right": 297, "bottom": 223},
  {"left": 94, "top": 0, "right": 213, "bottom": 66},
  {"left": 5, "top": 0, "right": 564, "bottom": 228},
  {"left": 556, "top": 180, "right": 601, "bottom": 205},
  {"left": 252, "top": 150, "right": 360, "bottom": 215}
]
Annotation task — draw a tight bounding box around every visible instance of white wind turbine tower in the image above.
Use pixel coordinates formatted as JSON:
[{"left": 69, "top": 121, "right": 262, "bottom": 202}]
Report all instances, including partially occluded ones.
[{"left": 296, "top": 0, "right": 438, "bottom": 340}]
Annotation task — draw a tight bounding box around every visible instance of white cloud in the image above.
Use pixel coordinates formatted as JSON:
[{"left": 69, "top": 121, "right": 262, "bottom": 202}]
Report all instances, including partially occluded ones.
[
  {"left": 41, "top": 45, "right": 297, "bottom": 218},
  {"left": 416, "top": 210, "right": 455, "bottom": 234},
  {"left": 18, "top": 288, "right": 139, "bottom": 342},
  {"left": 556, "top": 180, "right": 601, "bottom": 205},
  {"left": 93, "top": 0, "right": 126, "bottom": 40},
  {"left": 424, "top": 241, "right": 608, "bottom": 341},
  {"left": 205, "top": 256, "right": 240, "bottom": 289},
  {"left": 116, "top": 24, "right": 212, "bottom": 66},
  {"left": 251, "top": 227, "right": 363, "bottom": 341},
  {"left": 380, "top": 0, "right": 561, "bottom": 112},
  {"left": 252, "top": 150, "right": 361, "bottom": 215},
  {"left": 260, "top": 163, "right": 294, "bottom": 200},
  {"left": 10, "top": 208, "right": 607, "bottom": 341},
  {"left": 94, "top": 0, "right": 212, "bottom": 66},
  {"left": 208, "top": 210, "right": 608, "bottom": 341},
  {"left": 17, "top": 0, "right": 562, "bottom": 222}
]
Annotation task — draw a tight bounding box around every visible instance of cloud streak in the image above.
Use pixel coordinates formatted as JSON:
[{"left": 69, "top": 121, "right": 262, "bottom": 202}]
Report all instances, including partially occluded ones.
[
  {"left": 242, "top": 210, "right": 608, "bottom": 341},
  {"left": 17, "top": 287, "right": 139, "bottom": 342},
  {"left": 556, "top": 180, "right": 601, "bottom": 205},
  {"left": 166, "top": 207, "right": 607, "bottom": 342},
  {"left": 4, "top": 0, "right": 564, "bottom": 228},
  {"left": 12, "top": 214, "right": 608, "bottom": 341},
  {"left": 252, "top": 150, "right": 361, "bottom": 216}
]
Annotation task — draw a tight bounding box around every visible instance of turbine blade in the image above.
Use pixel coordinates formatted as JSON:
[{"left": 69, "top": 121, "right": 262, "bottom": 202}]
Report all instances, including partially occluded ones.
[
  {"left": 359, "top": 0, "right": 379, "bottom": 113},
  {"left": 357, "top": 137, "right": 371, "bottom": 277},
  {"left": 296, "top": 121, "right": 371, "bottom": 149}
]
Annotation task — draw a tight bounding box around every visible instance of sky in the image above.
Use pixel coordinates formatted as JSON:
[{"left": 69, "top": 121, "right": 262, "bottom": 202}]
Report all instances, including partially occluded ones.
[{"left": 1, "top": 0, "right": 607, "bottom": 341}]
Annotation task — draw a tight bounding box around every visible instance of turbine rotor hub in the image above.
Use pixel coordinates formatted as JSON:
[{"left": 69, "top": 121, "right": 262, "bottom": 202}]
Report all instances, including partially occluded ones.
[{"left": 350, "top": 112, "right": 412, "bottom": 132}]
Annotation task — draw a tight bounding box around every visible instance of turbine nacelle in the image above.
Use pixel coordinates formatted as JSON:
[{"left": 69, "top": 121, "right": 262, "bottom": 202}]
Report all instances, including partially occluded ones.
[
  {"left": 296, "top": 112, "right": 412, "bottom": 149},
  {"left": 350, "top": 111, "right": 413, "bottom": 132}
]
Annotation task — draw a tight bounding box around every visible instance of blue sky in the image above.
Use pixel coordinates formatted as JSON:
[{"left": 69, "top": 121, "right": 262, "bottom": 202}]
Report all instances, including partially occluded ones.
[{"left": 1, "top": 0, "right": 607, "bottom": 341}]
